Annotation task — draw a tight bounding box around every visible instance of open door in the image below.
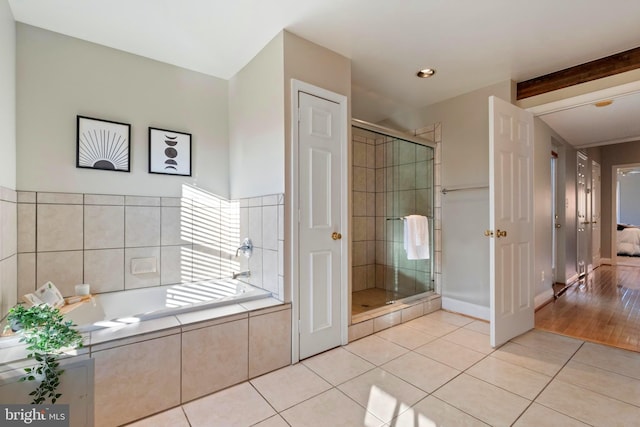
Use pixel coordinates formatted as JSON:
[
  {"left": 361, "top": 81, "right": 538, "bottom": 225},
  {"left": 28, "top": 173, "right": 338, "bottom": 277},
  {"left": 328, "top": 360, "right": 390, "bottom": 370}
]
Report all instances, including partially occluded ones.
[{"left": 489, "top": 96, "right": 535, "bottom": 348}]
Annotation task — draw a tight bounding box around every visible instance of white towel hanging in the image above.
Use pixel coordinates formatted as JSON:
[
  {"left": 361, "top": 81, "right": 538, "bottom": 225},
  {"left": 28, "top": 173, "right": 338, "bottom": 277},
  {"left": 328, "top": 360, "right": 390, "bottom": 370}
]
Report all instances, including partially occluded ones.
[{"left": 403, "top": 215, "right": 430, "bottom": 260}]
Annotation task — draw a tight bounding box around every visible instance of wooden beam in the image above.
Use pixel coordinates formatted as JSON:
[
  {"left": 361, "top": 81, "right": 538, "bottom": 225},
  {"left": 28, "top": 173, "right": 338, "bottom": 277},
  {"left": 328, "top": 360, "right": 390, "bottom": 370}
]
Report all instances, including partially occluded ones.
[{"left": 517, "top": 46, "right": 640, "bottom": 100}]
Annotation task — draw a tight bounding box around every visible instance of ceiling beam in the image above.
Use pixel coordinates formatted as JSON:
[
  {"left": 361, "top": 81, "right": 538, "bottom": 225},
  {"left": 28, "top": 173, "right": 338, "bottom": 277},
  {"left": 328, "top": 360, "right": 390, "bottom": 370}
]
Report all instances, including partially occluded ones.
[{"left": 517, "top": 46, "right": 640, "bottom": 100}]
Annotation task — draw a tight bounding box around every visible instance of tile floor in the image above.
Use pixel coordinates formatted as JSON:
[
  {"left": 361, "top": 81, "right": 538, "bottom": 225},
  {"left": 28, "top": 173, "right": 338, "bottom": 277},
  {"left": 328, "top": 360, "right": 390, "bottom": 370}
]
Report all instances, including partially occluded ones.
[{"left": 126, "top": 310, "right": 640, "bottom": 426}]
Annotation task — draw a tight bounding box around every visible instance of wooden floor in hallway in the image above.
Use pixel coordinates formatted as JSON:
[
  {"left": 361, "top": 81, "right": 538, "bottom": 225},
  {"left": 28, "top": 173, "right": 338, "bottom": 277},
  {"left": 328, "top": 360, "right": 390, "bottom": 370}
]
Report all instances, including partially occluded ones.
[{"left": 536, "top": 264, "right": 640, "bottom": 352}]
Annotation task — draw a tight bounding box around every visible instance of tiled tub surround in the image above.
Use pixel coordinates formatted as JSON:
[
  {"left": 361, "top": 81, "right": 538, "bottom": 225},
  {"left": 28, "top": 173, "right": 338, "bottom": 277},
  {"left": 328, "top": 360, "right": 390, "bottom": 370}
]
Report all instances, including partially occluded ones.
[
  {"left": 0, "top": 299, "right": 292, "bottom": 427},
  {"left": 0, "top": 186, "right": 17, "bottom": 319},
  {"left": 64, "top": 278, "right": 271, "bottom": 330},
  {"left": 16, "top": 189, "right": 285, "bottom": 301}
]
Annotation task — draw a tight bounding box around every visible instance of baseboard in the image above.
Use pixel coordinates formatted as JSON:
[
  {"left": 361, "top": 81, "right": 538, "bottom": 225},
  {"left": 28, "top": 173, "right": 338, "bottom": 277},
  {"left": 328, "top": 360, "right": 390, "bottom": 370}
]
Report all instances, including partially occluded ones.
[
  {"left": 601, "top": 258, "right": 613, "bottom": 265},
  {"left": 534, "top": 288, "right": 554, "bottom": 309},
  {"left": 441, "top": 297, "right": 489, "bottom": 321},
  {"left": 566, "top": 273, "right": 580, "bottom": 285}
]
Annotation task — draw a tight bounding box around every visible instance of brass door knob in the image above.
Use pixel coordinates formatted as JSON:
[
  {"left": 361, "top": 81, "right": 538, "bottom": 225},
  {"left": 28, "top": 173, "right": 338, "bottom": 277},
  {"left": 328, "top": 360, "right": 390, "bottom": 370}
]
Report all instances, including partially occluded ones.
[
  {"left": 484, "top": 230, "right": 494, "bottom": 237},
  {"left": 496, "top": 229, "right": 507, "bottom": 238},
  {"left": 331, "top": 232, "right": 342, "bottom": 240}
]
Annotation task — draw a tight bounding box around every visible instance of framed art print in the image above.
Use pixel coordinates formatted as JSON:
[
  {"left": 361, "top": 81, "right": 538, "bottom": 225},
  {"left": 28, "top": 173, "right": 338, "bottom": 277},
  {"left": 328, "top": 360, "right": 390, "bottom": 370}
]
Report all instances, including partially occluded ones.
[
  {"left": 149, "top": 127, "right": 192, "bottom": 176},
  {"left": 77, "top": 115, "right": 131, "bottom": 172}
]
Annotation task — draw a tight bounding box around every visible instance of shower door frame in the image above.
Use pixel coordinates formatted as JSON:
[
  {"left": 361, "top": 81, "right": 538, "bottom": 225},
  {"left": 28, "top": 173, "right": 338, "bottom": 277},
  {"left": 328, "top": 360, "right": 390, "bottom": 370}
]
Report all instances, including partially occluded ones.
[{"left": 351, "top": 119, "right": 437, "bottom": 313}]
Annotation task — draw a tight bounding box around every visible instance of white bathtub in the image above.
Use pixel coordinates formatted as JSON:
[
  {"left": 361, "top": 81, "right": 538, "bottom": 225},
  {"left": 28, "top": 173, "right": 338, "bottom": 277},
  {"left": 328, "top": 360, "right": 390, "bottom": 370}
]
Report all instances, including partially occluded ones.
[{"left": 64, "top": 278, "right": 271, "bottom": 331}]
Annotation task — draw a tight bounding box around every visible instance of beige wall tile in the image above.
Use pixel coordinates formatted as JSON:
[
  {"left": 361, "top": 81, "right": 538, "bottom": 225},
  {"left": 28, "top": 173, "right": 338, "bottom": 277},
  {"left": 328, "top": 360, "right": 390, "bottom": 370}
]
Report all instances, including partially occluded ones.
[
  {"left": 36, "top": 250, "right": 83, "bottom": 296},
  {"left": 17, "top": 203, "right": 35, "bottom": 253},
  {"left": 249, "top": 308, "right": 291, "bottom": 378},
  {"left": 262, "top": 205, "right": 278, "bottom": 250},
  {"left": 17, "top": 191, "right": 36, "bottom": 204},
  {"left": 84, "top": 194, "right": 124, "bottom": 205},
  {"left": 84, "top": 249, "right": 124, "bottom": 293},
  {"left": 125, "top": 206, "right": 160, "bottom": 247},
  {"left": 1, "top": 200, "right": 17, "bottom": 258},
  {"left": 84, "top": 205, "right": 124, "bottom": 249},
  {"left": 248, "top": 206, "right": 262, "bottom": 248},
  {"left": 182, "top": 318, "right": 249, "bottom": 402},
  {"left": 191, "top": 244, "right": 222, "bottom": 281},
  {"left": 262, "top": 249, "right": 278, "bottom": 294},
  {"left": 161, "top": 245, "right": 192, "bottom": 285},
  {"left": 124, "top": 247, "right": 160, "bottom": 289},
  {"left": 17, "top": 252, "right": 35, "bottom": 298},
  {"left": 124, "top": 196, "right": 160, "bottom": 206},
  {"left": 93, "top": 334, "right": 181, "bottom": 427},
  {"left": 191, "top": 206, "right": 221, "bottom": 247},
  {"left": 348, "top": 319, "right": 373, "bottom": 342},
  {"left": 161, "top": 206, "right": 192, "bottom": 246},
  {"left": 373, "top": 310, "right": 402, "bottom": 332},
  {"left": 37, "top": 192, "right": 83, "bottom": 204},
  {"left": 0, "top": 256, "right": 17, "bottom": 318},
  {"left": 37, "top": 204, "right": 83, "bottom": 252}
]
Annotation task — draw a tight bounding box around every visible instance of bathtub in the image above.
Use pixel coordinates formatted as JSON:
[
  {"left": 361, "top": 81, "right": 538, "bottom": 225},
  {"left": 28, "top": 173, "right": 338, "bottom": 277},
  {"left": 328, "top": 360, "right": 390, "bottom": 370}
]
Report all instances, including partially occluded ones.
[{"left": 64, "top": 278, "right": 271, "bottom": 331}]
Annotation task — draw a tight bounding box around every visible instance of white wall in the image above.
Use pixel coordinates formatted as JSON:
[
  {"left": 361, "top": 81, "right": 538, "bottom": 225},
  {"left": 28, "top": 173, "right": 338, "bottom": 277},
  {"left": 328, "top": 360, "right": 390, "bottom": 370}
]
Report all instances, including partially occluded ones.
[
  {"left": 228, "top": 32, "right": 285, "bottom": 199},
  {"left": 0, "top": 0, "right": 15, "bottom": 189},
  {"left": 16, "top": 24, "right": 229, "bottom": 198}
]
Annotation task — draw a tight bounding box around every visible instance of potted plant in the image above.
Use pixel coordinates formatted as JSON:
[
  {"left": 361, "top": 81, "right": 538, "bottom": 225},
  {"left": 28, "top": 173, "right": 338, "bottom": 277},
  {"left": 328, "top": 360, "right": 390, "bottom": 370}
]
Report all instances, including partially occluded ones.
[{"left": 7, "top": 304, "right": 83, "bottom": 404}]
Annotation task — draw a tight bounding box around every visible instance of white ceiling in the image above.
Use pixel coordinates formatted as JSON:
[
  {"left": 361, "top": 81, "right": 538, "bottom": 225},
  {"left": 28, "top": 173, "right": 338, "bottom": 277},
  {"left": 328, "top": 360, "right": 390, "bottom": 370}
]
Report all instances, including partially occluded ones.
[{"left": 8, "top": 0, "right": 640, "bottom": 142}]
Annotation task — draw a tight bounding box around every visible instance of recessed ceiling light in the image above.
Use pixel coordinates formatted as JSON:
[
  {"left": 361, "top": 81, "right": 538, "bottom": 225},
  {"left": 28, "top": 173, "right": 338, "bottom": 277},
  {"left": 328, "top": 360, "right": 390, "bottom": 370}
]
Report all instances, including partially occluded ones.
[
  {"left": 594, "top": 99, "right": 613, "bottom": 107},
  {"left": 416, "top": 68, "right": 436, "bottom": 78}
]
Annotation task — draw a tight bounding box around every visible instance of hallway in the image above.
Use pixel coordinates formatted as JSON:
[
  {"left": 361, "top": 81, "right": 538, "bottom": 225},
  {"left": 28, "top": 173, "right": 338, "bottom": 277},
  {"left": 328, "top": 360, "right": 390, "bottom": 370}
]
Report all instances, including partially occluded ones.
[{"left": 536, "top": 264, "right": 640, "bottom": 352}]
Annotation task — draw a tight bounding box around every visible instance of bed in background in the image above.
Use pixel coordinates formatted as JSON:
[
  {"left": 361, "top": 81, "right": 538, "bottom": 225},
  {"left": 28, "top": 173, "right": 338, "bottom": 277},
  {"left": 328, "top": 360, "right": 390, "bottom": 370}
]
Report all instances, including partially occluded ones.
[{"left": 617, "top": 224, "right": 640, "bottom": 256}]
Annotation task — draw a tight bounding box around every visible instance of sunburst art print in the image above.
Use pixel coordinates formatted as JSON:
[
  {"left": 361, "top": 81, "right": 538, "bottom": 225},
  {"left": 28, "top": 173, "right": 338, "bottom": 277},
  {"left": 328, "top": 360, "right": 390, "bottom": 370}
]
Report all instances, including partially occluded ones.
[
  {"left": 77, "top": 116, "right": 130, "bottom": 172},
  {"left": 149, "top": 127, "right": 192, "bottom": 176}
]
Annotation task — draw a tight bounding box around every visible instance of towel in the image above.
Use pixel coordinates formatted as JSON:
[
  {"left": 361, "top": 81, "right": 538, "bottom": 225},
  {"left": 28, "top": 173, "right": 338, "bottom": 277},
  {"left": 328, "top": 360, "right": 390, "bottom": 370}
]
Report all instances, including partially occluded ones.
[{"left": 404, "top": 215, "right": 430, "bottom": 260}]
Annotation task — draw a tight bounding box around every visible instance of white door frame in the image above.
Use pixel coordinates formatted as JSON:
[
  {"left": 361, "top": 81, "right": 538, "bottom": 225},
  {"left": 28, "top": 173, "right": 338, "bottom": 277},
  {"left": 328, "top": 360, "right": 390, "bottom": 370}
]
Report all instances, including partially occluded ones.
[
  {"left": 611, "top": 162, "right": 640, "bottom": 265},
  {"left": 290, "top": 79, "right": 349, "bottom": 363}
]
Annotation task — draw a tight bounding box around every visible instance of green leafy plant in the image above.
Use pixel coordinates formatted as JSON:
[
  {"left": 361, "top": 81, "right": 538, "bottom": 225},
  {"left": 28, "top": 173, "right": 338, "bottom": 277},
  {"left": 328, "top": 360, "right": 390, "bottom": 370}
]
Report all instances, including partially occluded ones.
[{"left": 7, "top": 304, "right": 83, "bottom": 404}]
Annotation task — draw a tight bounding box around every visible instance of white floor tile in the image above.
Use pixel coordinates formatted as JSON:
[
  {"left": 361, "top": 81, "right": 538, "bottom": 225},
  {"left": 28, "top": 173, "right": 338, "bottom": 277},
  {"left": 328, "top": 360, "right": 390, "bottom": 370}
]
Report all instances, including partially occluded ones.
[
  {"left": 513, "top": 403, "right": 590, "bottom": 427},
  {"left": 344, "top": 335, "right": 409, "bottom": 366},
  {"left": 466, "top": 356, "right": 552, "bottom": 399},
  {"left": 337, "top": 368, "right": 426, "bottom": 423},
  {"left": 281, "top": 388, "right": 385, "bottom": 427},
  {"left": 182, "top": 382, "right": 275, "bottom": 427},
  {"left": 250, "top": 364, "right": 331, "bottom": 412},
  {"left": 382, "top": 351, "right": 460, "bottom": 393},
  {"left": 434, "top": 374, "right": 530, "bottom": 426},
  {"left": 392, "top": 396, "right": 490, "bottom": 427},
  {"left": 302, "top": 347, "right": 375, "bottom": 386}
]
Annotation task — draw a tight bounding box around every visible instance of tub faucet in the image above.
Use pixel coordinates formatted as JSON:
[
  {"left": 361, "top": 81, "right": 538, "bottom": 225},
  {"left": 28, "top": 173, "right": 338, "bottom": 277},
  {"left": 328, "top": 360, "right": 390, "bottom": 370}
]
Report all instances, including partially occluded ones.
[
  {"left": 236, "top": 238, "right": 253, "bottom": 258},
  {"left": 232, "top": 271, "right": 251, "bottom": 279}
]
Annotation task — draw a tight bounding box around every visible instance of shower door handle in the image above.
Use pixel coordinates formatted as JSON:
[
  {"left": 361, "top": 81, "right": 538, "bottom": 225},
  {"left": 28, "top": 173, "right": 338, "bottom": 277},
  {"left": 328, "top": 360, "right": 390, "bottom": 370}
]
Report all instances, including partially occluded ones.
[{"left": 332, "top": 232, "right": 342, "bottom": 240}]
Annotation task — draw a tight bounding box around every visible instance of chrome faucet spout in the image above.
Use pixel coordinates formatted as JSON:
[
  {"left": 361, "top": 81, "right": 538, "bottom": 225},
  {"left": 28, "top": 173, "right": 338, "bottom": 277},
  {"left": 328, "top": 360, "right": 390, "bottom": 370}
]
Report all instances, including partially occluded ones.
[{"left": 232, "top": 271, "right": 251, "bottom": 279}]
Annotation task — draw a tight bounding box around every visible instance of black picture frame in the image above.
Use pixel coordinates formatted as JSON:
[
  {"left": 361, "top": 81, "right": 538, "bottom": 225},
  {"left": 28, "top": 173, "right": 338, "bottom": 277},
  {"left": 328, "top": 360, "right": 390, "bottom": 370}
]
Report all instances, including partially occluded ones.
[
  {"left": 76, "top": 115, "right": 131, "bottom": 172},
  {"left": 148, "top": 127, "right": 192, "bottom": 176}
]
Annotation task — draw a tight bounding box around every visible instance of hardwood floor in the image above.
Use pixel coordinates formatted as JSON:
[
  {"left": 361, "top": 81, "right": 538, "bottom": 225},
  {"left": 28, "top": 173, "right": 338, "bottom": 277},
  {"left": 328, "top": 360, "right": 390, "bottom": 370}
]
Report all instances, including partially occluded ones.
[{"left": 536, "top": 264, "right": 640, "bottom": 352}]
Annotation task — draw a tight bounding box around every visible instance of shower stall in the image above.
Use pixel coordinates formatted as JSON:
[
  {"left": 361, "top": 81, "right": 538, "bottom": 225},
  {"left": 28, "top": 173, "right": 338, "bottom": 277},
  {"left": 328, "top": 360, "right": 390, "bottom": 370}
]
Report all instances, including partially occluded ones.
[{"left": 351, "top": 120, "right": 435, "bottom": 316}]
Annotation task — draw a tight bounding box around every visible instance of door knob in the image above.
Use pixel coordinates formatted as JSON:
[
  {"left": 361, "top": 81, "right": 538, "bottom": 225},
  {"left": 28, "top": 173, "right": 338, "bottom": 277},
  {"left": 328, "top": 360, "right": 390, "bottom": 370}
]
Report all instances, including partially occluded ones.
[
  {"left": 496, "top": 229, "right": 507, "bottom": 238},
  {"left": 555, "top": 223, "right": 561, "bottom": 229},
  {"left": 331, "top": 232, "right": 342, "bottom": 240},
  {"left": 484, "top": 230, "right": 494, "bottom": 237}
]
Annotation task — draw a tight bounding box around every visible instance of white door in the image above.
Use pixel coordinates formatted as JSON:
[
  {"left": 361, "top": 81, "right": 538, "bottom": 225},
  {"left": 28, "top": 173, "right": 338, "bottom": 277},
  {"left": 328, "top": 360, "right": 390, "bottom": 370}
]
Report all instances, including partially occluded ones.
[
  {"left": 489, "top": 96, "right": 535, "bottom": 348},
  {"left": 298, "top": 91, "right": 344, "bottom": 359},
  {"left": 591, "top": 160, "right": 601, "bottom": 269},
  {"left": 576, "top": 152, "right": 588, "bottom": 277}
]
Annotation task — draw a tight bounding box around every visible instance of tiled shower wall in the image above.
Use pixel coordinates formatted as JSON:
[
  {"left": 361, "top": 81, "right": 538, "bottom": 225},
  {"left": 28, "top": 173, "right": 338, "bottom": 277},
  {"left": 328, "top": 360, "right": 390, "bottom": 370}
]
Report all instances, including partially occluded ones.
[
  {"left": 0, "top": 186, "right": 17, "bottom": 319},
  {"left": 378, "top": 134, "right": 434, "bottom": 297},
  {"left": 15, "top": 189, "right": 284, "bottom": 301},
  {"left": 352, "top": 134, "right": 376, "bottom": 292},
  {"left": 351, "top": 123, "right": 442, "bottom": 297}
]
